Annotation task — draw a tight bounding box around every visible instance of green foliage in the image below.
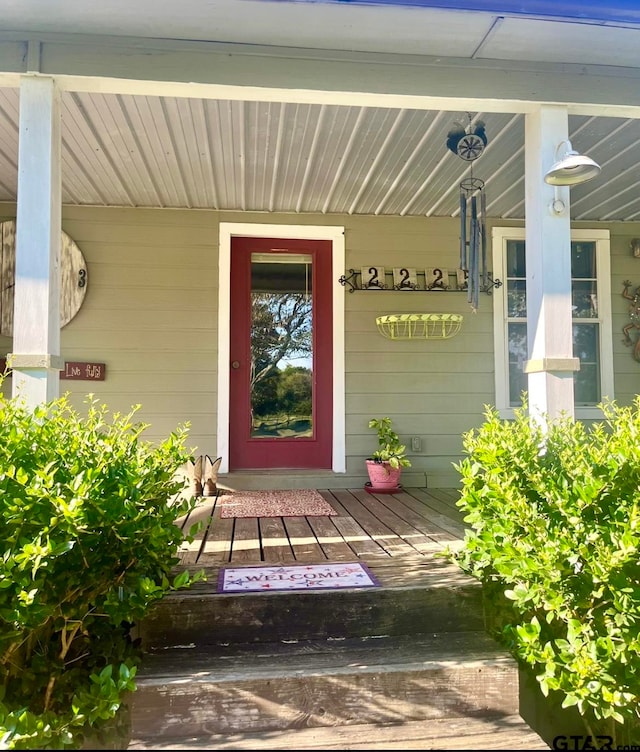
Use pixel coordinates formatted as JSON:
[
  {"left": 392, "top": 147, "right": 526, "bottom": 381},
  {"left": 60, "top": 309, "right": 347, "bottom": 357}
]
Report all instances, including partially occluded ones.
[
  {"left": 0, "top": 381, "right": 204, "bottom": 749},
  {"left": 453, "top": 399, "right": 640, "bottom": 743},
  {"left": 276, "top": 366, "right": 312, "bottom": 416},
  {"left": 368, "top": 417, "right": 411, "bottom": 470},
  {"left": 251, "top": 292, "right": 311, "bottom": 389}
]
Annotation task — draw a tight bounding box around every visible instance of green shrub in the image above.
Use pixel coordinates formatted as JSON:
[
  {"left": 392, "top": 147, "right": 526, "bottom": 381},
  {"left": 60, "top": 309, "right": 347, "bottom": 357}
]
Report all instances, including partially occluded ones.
[
  {"left": 453, "top": 399, "right": 640, "bottom": 744},
  {"left": 0, "top": 382, "right": 203, "bottom": 749}
]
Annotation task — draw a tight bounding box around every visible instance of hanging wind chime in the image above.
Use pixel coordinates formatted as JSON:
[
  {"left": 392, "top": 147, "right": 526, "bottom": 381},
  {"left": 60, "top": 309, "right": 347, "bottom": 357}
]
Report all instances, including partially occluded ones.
[{"left": 446, "top": 114, "right": 488, "bottom": 312}]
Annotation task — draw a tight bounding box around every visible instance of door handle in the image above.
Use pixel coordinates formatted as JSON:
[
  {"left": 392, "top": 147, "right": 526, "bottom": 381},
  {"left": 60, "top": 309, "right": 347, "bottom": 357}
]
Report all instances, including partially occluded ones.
[{"left": 231, "top": 360, "right": 240, "bottom": 369}]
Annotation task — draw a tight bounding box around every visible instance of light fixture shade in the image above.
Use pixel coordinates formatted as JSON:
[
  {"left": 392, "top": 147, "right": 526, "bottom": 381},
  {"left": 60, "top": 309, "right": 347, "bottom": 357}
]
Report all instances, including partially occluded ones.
[{"left": 544, "top": 141, "right": 601, "bottom": 186}]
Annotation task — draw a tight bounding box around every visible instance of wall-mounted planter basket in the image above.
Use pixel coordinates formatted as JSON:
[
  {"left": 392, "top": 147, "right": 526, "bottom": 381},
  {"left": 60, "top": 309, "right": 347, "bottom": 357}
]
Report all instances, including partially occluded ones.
[{"left": 376, "top": 313, "right": 463, "bottom": 340}]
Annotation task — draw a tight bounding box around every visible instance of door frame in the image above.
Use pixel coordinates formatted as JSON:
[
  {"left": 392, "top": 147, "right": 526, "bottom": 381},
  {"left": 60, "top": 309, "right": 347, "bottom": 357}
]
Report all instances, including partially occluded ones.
[{"left": 218, "top": 222, "right": 346, "bottom": 474}]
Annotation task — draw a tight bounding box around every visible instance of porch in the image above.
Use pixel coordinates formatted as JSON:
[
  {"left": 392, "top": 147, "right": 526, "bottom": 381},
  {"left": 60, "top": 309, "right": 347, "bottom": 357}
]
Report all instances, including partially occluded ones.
[
  {"left": 176, "top": 486, "right": 468, "bottom": 569},
  {"left": 131, "top": 488, "right": 551, "bottom": 749}
]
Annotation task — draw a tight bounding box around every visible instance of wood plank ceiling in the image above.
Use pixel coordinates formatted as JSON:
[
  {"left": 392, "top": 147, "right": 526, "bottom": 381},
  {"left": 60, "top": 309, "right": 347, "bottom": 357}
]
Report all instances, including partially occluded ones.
[{"left": 1, "top": 0, "right": 640, "bottom": 221}]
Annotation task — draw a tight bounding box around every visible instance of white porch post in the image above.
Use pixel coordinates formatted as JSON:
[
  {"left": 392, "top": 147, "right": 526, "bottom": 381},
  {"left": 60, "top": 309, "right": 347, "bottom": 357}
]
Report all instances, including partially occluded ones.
[
  {"left": 9, "top": 75, "right": 63, "bottom": 407},
  {"left": 523, "top": 106, "right": 579, "bottom": 425}
]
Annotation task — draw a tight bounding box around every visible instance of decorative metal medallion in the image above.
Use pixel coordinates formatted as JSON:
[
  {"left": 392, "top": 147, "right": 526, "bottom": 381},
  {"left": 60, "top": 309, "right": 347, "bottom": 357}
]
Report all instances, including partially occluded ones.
[{"left": 456, "top": 133, "right": 486, "bottom": 161}]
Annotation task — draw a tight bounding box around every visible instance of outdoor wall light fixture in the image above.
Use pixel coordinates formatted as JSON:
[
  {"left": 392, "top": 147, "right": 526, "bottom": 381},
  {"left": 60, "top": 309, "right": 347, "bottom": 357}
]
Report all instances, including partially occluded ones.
[
  {"left": 549, "top": 186, "right": 568, "bottom": 215},
  {"left": 544, "top": 140, "right": 601, "bottom": 187},
  {"left": 544, "top": 140, "right": 601, "bottom": 215}
]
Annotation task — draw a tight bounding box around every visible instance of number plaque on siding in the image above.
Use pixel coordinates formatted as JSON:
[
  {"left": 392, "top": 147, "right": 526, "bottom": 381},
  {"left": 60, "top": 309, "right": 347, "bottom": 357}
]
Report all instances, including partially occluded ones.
[
  {"left": 425, "top": 267, "right": 450, "bottom": 290},
  {"left": 393, "top": 267, "right": 418, "bottom": 290},
  {"left": 361, "top": 266, "right": 386, "bottom": 290}
]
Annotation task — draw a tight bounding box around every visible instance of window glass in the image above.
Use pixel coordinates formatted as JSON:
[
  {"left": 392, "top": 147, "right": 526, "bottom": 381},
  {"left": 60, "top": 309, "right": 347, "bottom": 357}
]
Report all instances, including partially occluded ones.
[
  {"left": 573, "top": 323, "right": 600, "bottom": 405},
  {"left": 498, "top": 236, "right": 609, "bottom": 410},
  {"left": 508, "top": 322, "right": 528, "bottom": 406}
]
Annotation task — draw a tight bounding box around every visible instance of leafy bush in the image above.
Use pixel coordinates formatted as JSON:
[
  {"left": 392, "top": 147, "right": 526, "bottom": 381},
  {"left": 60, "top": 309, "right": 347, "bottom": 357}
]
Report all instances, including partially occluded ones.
[
  {"left": 453, "top": 399, "right": 640, "bottom": 744},
  {"left": 0, "top": 382, "right": 203, "bottom": 749}
]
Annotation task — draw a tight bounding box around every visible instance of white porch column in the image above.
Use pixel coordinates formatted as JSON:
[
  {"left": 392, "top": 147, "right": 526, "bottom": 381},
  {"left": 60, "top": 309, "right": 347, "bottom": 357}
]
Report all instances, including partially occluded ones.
[
  {"left": 9, "top": 75, "right": 63, "bottom": 407},
  {"left": 524, "top": 106, "right": 579, "bottom": 425}
]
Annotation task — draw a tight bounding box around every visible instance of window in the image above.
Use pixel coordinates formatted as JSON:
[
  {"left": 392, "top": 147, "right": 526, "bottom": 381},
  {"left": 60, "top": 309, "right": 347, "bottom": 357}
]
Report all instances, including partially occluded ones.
[{"left": 492, "top": 228, "right": 613, "bottom": 419}]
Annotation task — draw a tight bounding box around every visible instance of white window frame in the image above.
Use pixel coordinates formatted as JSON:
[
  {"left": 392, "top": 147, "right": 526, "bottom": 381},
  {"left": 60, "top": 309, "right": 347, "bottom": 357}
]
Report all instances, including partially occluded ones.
[{"left": 492, "top": 227, "right": 613, "bottom": 420}]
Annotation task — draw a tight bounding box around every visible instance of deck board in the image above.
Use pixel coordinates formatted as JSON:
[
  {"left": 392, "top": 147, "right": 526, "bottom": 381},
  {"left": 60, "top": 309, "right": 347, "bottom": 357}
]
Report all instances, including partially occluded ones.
[
  {"left": 327, "top": 490, "right": 417, "bottom": 556},
  {"left": 417, "top": 487, "right": 466, "bottom": 519},
  {"left": 281, "top": 517, "right": 327, "bottom": 562},
  {"left": 229, "top": 517, "right": 262, "bottom": 563},
  {"left": 372, "top": 491, "right": 459, "bottom": 544},
  {"left": 380, "top": 489, "right": 460, "bottom": 531},
  {"left": 349, "top": 488, "right": 447, "bottom": 554},
  {"left": 400, "top": 488, "right": 467, "bottom": 538},
  {"left": 305, "top": 515, "right": 356, "bottom": 561},
  {"left": 129, "top": 714, "right": 549, "bottom": 750},
  {"left": 259, "top": 517, "right": 296, "bottom": 563},
  {"left": 198, "top": 504, "right": 234, "bottom": 562},
  {"left": 177, "top": 488, "right": 468, "bottom": 568},
  {"left": 323, "top": 514, "right": 389, "bottom": 558}
]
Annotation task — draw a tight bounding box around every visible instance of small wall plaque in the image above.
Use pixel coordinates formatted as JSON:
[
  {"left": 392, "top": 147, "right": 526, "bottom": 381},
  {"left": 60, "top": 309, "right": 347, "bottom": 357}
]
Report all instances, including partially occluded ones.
[
  {"left": 456, "top": 268, "right": 469, "bottom": 290},
  {"left": 425, "top": 267, "right": 450, "bottom": 290},
  {"left": 393, "top": 267, "right": 418, "bottom": 290},
  {"left": 361, "top": 266, "right": 386, "bottom": 289},
  {"left": 61, "top": 362, "right": 106, "bottom": 381},
  {"left": 0, "top": 359, "right": 106, "bottom": 381}
]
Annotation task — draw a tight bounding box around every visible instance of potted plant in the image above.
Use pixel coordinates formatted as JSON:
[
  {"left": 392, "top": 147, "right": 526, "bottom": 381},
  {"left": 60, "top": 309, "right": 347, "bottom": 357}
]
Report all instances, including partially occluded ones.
[{"left": 366, "top": 417, "right": 411, "bottom": 491}]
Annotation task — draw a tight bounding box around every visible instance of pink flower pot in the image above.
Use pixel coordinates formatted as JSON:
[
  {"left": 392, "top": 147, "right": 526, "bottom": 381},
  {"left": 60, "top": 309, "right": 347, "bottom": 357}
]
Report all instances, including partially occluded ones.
[{"left": 366, "top": 459, "right": 402, "bottom": 489}]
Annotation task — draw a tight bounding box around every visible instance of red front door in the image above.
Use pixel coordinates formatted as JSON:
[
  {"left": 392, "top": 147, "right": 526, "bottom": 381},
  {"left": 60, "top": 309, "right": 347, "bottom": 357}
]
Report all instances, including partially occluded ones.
[{"left": 229, "top": 236, "right": 333, "bottom": 469}]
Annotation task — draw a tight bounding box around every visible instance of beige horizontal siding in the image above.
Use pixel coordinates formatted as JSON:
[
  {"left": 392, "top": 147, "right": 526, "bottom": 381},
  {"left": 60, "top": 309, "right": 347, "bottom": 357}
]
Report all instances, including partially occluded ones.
[
  {"left": 1, "top": 203, "right": 639, "bottom": 488},
  {"left": 345, "top": 372, "right": 495, "bottom": 395},
  {"left": 58, "top": 205, "right": 217, "bottom": 456},
  {"left": 348, "top": 353, "right": 492, "bottom": 374}
]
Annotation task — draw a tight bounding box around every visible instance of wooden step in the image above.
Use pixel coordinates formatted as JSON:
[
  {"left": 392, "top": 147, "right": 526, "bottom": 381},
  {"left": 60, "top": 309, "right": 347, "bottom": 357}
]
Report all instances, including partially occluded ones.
[
  {"left": 138, "top": 557, "right": 484, "bottom": 649},
  {"left": 128, "top": 714, "right": 550, "bottom": 750},
  {"left": 215, "top": 472, "right": 428, "bottom": 491},
  {"left": 130, "top": 631, "right": 522, "bottom": 739}
]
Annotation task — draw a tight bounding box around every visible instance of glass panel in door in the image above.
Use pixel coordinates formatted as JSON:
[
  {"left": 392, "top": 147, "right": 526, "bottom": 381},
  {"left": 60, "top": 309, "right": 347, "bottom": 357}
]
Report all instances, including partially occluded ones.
[{"left": 250, "top": 253, "right": 313, "bottom": 439}]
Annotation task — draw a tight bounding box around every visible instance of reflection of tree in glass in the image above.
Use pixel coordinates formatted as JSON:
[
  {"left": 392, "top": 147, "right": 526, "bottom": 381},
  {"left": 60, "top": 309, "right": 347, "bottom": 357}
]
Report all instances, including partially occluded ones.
[
  {"left": 250, "top": 369, "right": 279, "bottom": 420},
  {"left": 508, "top": 323, "right": 528, "bottom": 363},
  {"left": 277, "top": 366, "right": 312, "bottom": 416},
  {"left": 573, "top": 323, "right": 598, "bottom": 362},
  {"left": 508, "top": 322, "right": 528, "bottom": 407},
  {"left": 250, "top": 292, "right": 312, "bottom": 388},
  {"left": 507, "top": 286, "right": 527, "bottom": 318},
  {"left": 250, "top": 292, "right": 313, "bottom": 434},
  {"left": 508, "top": 322, "right": 601, "bottom": 407}
]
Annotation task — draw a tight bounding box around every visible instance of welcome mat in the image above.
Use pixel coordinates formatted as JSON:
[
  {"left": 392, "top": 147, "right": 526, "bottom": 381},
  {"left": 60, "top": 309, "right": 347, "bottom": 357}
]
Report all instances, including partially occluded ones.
[
  {"left": 217, "top": 562, "right": 381, "bottom": 593},
  {"left": 218, "top": 489, "right": 337, "bottom": 518}
]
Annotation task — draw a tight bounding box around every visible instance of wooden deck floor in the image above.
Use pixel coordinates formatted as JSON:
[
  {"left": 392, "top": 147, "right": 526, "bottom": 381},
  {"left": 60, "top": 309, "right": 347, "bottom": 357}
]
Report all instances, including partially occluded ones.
[{"left": 177, "top": 487, "right": 468, "bottom": 568}]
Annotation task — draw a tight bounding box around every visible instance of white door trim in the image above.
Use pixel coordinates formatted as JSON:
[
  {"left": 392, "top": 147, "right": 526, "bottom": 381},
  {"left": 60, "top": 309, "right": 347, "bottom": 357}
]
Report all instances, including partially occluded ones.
[{"left": 218, "top": 222, "right": 346, "bottom": 474}]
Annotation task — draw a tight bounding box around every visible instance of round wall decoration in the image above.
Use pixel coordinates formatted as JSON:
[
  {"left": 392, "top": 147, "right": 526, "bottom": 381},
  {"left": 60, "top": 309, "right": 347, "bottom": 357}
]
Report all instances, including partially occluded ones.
[{"left": 0, "top": 219, "right": 88, "bottom": 337}]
